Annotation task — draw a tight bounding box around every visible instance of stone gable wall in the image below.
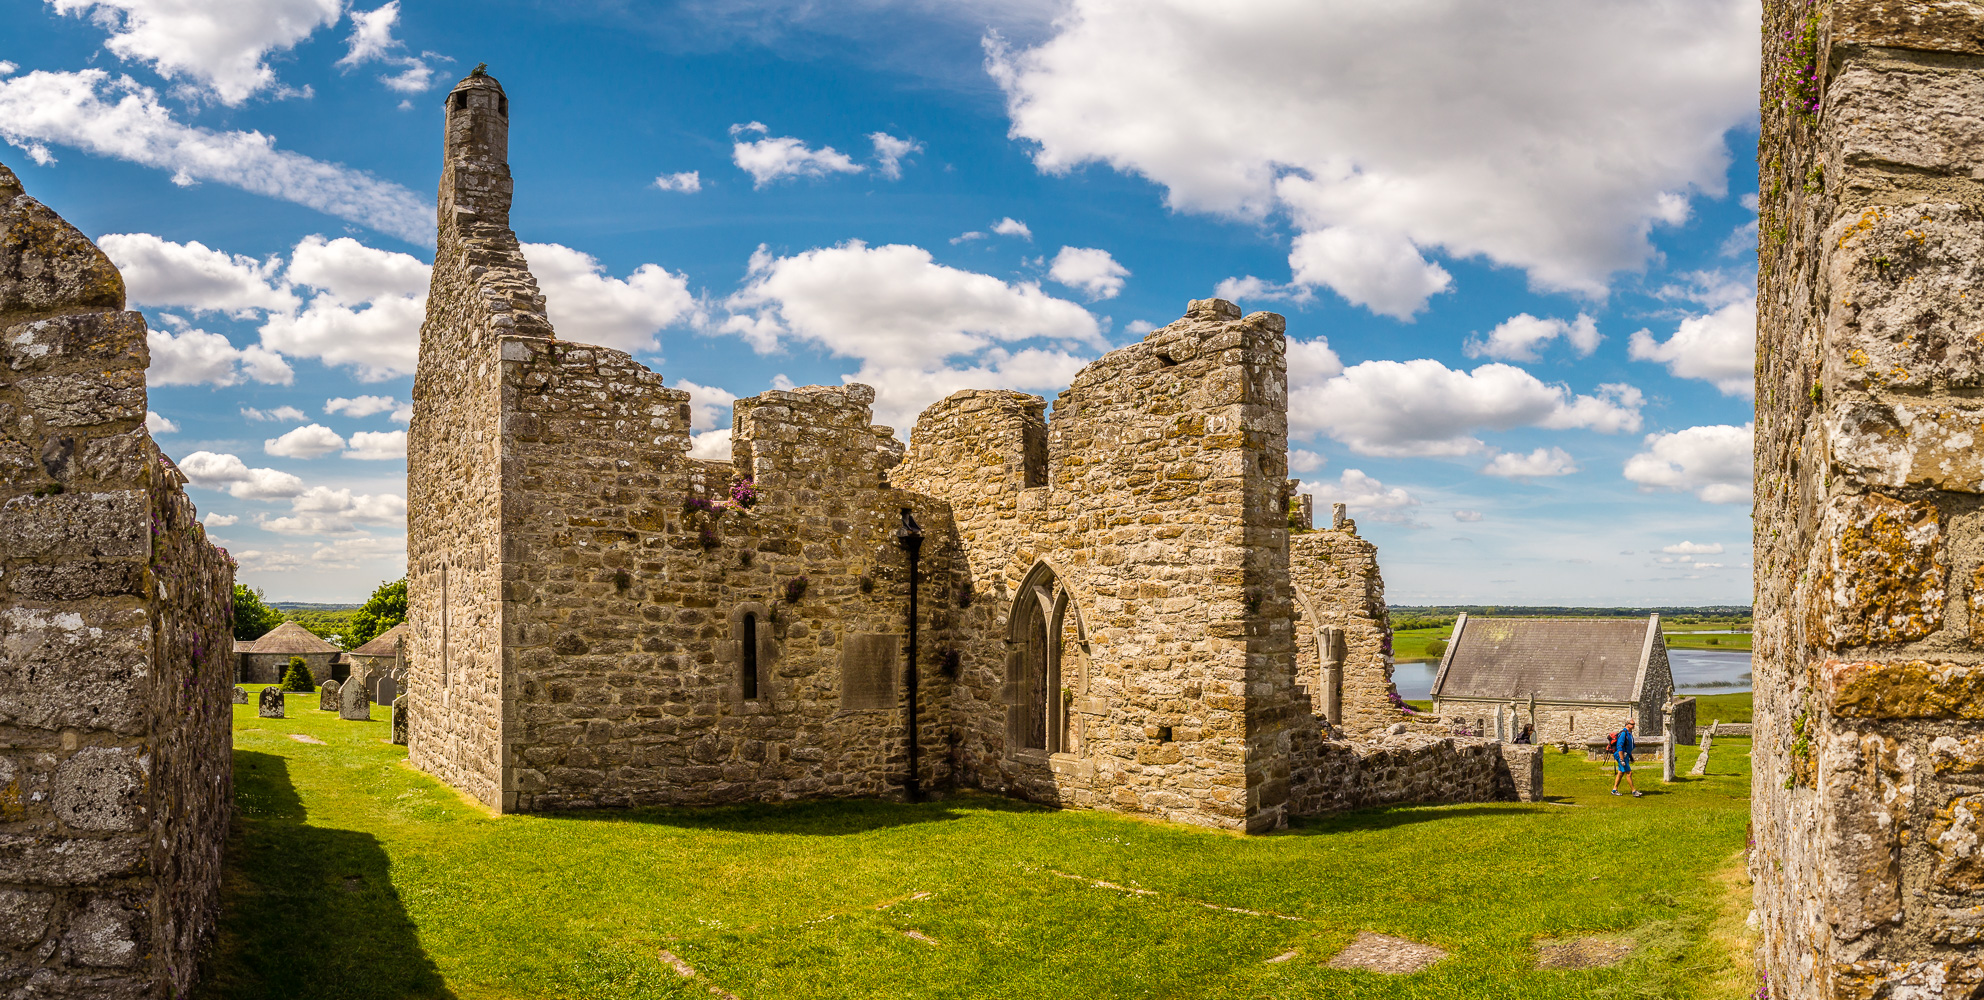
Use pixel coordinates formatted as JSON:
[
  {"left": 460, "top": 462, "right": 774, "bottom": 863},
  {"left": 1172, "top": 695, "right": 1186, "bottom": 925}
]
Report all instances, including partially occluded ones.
[
  {"left": 1289, "top": 524, "right": 1401, "bottom": 737},
  {"left": 0, "top": 161, "right": 234, "bottom": 1000},
  {"left": 1755, "top": 3, "right": 1984, "bottom": 994}
]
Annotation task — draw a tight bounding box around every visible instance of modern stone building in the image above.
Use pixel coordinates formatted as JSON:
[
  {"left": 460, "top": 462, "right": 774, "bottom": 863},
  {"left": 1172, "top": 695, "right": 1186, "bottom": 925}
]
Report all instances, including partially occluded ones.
[
  {"left": 1754, "top": 1, "right": 1984, "bottom": 993},
  {"left": 0, "top": 161, "right": 234, "bottom": 999},
  {"left": 1429, "top": 615, "right": 1676, "bottom": 744},
  {"left": 234, "top": 621, "right": 339, "bottom": 684},
  {"left": 404, "top": 68, "right": 1537, "bottom": 833}
]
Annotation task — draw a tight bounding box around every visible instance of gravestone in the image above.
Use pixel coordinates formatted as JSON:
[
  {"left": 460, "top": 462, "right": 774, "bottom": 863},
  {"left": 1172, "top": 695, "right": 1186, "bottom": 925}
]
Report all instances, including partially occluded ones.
[
  {"left": 258, "top": 686, "right": 284, "bottom": 719},
  {"left": 232, "top": 686, "right": 248, "bottom": 704},
  {"left": 340, "top": 677, "right": 370, "bottom": 721},
  {"left": 392, "top": 694, "right": 409, "bottom": 745},
  {"left": 320, "top": 679, "right": 340, "bottom": 711},
  {"left": 375, "top": 676, "right": 397, "bottom": 707}
]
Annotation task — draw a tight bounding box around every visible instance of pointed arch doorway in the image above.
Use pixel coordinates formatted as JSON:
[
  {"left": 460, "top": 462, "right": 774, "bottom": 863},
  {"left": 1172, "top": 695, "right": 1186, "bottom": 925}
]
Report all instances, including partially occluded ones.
[{"left": 1008, "top": 562, "right": 1080, "bottom": 755}]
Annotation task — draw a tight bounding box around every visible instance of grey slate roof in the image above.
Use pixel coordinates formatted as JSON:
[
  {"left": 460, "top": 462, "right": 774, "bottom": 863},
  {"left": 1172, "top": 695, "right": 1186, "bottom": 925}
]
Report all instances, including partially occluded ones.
[{"left": 1432, "top": 617, "right": 1653, "bottom": 703}]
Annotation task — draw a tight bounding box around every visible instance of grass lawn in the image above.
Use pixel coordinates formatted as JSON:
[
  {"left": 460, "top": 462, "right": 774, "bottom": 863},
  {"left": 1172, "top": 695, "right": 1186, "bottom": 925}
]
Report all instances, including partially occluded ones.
[
  {"left": 1391, "top": 625, "right": 1452, "bottom": 662},
  {"left": 203, "top": 686, "right": 1758, "bottom": 1000}
]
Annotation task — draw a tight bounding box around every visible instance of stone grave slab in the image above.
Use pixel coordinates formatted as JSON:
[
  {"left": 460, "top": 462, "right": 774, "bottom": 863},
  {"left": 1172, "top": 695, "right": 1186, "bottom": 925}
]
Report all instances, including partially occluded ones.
[{"left": 257, "top": 686, "right": 284, "bottom": 719}]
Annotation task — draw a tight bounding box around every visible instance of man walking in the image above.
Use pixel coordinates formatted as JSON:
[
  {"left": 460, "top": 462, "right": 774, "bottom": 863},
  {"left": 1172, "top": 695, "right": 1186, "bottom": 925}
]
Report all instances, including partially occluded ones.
[{"left": 1611, "top": 719, "right": 1642, "bottom": 797}]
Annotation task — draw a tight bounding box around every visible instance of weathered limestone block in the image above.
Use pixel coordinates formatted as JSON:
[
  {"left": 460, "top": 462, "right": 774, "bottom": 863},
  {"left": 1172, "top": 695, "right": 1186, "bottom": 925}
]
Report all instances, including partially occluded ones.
[
  {"left": 257, "top": 686, "right": 284, "bottom": 719},
  {"left": 0, "top": 176, "right": 124, "bottom": 318},
  {"left": 1830, "top": 0, "right": 1984, "bottom": 56},
  {"left": 1811, "top": 493, "right": 1945, "bottom": 647},
  {"left": 392, "top": 694, "right": 408, "bottom": 745},
  {"left": 231, "top": 687, "right": 247, "bottom": 705},
  {"left": 1824, "top": 206, "right": 1984, "bottom": 394},
  {"left": 319, "top": 679, "right": 340, "bottom": 712},
  {"left": 1824, "top": 659, "right": 1984, "bottom": 718}
]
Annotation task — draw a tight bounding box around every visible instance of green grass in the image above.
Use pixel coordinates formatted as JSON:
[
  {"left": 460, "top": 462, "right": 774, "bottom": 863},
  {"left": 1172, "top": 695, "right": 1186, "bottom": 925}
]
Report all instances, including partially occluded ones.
[
  {"left": 1391, "top": 625, "right": 1453, "bottom": 662},
  {"left": 204, "top": 686, "right": 1757, "bottom": 1000}
]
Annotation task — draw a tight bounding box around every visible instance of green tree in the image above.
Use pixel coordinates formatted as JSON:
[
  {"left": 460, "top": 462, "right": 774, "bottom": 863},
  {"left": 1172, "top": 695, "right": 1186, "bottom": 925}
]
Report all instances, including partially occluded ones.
[
  {"left": 1426, "top": 638, "right": 1449, "bottom": 658},
  {"left": 281, "top": 656, "right": 315, "bottom": 692},
  {"left": 232, "top": 584, "right": 286, "bottom": 641},
  {"left": 349, "top": 578, "right": 408, "bottom": 646}
]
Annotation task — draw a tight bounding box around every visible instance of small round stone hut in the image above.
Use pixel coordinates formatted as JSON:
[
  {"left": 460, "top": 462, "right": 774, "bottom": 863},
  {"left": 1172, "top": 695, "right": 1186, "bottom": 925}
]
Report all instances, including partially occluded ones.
[{"left": 237, "top": 621, "right": 339, "bottom": 684}]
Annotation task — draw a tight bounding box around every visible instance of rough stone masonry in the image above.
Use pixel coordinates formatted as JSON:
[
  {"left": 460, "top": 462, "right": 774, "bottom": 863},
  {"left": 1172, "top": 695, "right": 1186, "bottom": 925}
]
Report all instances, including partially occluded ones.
[
  {"left": 1755, "top": 2, "right": 1984, "bottom": 995},
  {"left": 0, "top": 161, "right": 235, "bottom": 999},
  {"left": 406, "top": 68, "right": 1539, "bottom": 833}
]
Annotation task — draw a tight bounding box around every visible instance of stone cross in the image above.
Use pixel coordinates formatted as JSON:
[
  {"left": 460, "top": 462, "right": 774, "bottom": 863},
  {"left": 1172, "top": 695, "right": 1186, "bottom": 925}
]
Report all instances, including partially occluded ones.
[
  {"left": 392, "top": 694, "right": 409, "bottom": 746},
  {"left": 320, "top": 679, "right": 340, "bottom": 712},
  {"left": 339, "top": 677, "right": 371, "bottom": 721},
  {"left": 232, "top": 686, "right": 248, "bottom": 705},
  {"left": 258, "top": 686, "right": 284, "bottom": 719}
]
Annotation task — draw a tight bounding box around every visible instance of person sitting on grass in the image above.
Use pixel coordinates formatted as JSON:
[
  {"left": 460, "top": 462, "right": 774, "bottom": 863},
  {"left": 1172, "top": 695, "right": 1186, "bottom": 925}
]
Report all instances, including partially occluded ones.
[{"left": 1611, "top": 720, "right": 1642, "bottom": 797}]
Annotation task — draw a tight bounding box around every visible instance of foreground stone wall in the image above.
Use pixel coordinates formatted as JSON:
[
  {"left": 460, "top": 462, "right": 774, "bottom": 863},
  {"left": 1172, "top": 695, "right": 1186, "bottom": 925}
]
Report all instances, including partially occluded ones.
[
  {"left": 1289, "top": 522, "right": 1401, "bottom": 737},
  {"left": 1754, "top": 4, "right": 1984, "bottom": 993},
  {"left": 0, "top": 162, "right": 234, "bottom": 999}
]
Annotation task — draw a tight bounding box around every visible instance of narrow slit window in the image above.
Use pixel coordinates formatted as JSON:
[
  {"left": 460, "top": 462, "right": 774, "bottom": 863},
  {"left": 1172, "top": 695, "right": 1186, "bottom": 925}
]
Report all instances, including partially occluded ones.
[
  {"left": 741, "top": 612, "right": 759, "bottom": 699},
  {"left": 440, "top": 564, "right": 450, "bottom": 689}
]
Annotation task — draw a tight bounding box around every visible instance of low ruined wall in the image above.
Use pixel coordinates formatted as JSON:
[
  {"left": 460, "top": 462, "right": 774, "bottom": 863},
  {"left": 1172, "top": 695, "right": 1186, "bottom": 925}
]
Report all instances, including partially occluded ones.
[
  {"left": 1290, "top": 524, "right": 1401, "bottom": 738},
  {"left": 1287, "top": 726, "right": 1541, "bottom": 816},
  {"left": 0, "top": 162, "right": 234, "bottom": 999}
]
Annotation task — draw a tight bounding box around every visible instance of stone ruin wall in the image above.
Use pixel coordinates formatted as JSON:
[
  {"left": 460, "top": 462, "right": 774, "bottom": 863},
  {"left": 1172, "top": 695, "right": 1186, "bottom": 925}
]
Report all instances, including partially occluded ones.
[
  {"left": 494, "top": 338, "right": 963, "bottom": 810},
  {"left": 896, "top": 299, "right": 1306, "bottom": 833},
  {"left": 1289, "top": 523, "right": 1402, "bottom": 738},
  {"left": 1755, "top": 2, "right": 1984, "bottom": 995},
  {"left": 0, "top": 162, "right": 234, "bottom": 999},
  {"left": 1287, "top": 735, "right": 1542, "bottom": 816},
  {"left": 406, "top": 72, "right": 536, "bottom": 812}
]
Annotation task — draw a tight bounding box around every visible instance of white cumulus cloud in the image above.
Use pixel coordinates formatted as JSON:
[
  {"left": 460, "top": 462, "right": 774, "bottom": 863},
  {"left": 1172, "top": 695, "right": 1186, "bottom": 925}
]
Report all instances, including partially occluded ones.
[
  {"left": 262, "top": 486, "right": 406, "bottom": 535},
  {"left": 0, "top": 71, "right": 428, "bottom": 243},
  {"left": 264, "top": 424, "right": 346, "bottom": 459},
  {"left": 201, "top": 511, "right": 237, "bottom": 527},
  {"left": 1628, "top": 299, "right": 1756, "bottom": 398},
  {"left": 722, "top": 241, "right": 1101, "bottom": 367},
  {"left": 98, "top": 233, "right": 296, "bottom": 315},
  {"left": 177, "top": 450, "right": 305, "bottom": 499},
  {"left": 325, "top": 395, "right": 401, "bottom": 418},
  {"left": 521, "top": 242, "right": 695, "bottom": 354},
  {"left": 1048, "top": 246, "right": 1129, "bottom": 300},
  {"left": 676, "top": 380, "right": 740, "bottom": 432},
  {"left": 1465, "top": 313, "right": 1600, "bottom": 362},
  {"left": 336, "top": 2, "right": 437, "bottom": 94},
  {"left": 989, "top": 0, "right": 1756, "bottom": 311},
  {"left": 1291, "top": 358, "right": 1642, "bottom": 457},
  {"left": 849, "top": 347, "right": 1092, "bottom": 432},
  {"left": 1623, "top": 423, "right": 1752, "bottom": 503},
  {"left": 1481, "top": 446, "right": 1579, "bottom": 478},
  {"left": 260, "top": 235, "right": 431, "bottom": 380},
  {"left": 343, "top": 430, "right": 406, "bottom": 460},
  {"left": 1663, "top": 540, "right": 1724, "bottom": 554},
  {"left": 870, "top": 132, "right": 921, "bottom": 179},
  {"left": 145, "top": 410, "right": 176, "bottom": 433},
  {"left": 51, "top": 0, "right": 340, "bottom": 105},
  {"left": 654, "top": 171, "right": 702, "bottom": 192},
  {"left": 992, "top": 217, "right": 1032, "bottom": 239},
  {"left": 730, "top": 122, "right": 864, "bottom": 186},
  {"left": 1306, "top": 469, "right": 1421, "bottom": 525},
  {"left": 147, "top": 326, "right": 292, "bottom": 386},
  {"left": 689, "top": 427, "right": 733, "bottom": 460}
]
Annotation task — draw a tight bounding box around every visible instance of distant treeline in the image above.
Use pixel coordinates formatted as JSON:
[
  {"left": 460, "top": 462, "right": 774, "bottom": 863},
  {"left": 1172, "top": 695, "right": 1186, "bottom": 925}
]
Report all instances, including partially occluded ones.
[{"left": 1388, "top": 606, "right": 1751, "bottom": 631}]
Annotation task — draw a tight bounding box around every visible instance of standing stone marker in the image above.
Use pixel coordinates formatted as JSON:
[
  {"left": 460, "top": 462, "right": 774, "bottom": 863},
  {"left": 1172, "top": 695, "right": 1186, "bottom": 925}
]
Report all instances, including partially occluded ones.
[
  {"left": 258, "top": 686, "right": 285, "bottom": 719},
  {"left": 232, "top": 686, "right": 249, "bottom": 704},
  {"left": 340, "top": 678, "right": 371, "bottom": 721},
  {"left": 392, "top": 694, "right": 409, "bottom": 745},
  {"left": 319, "top": 679, "right": 340, "bottom": 711},
  {"left": 375, "top": 676, "right": 397, "bottom": 708}
]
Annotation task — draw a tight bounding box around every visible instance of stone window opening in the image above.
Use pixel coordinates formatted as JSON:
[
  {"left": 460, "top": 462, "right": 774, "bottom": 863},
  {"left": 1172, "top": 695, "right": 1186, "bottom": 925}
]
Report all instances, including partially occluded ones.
[
  {"left": 497, "top": 95, "right": 508, "bottom": 116},
  {"left": 741, "top": 612, "right": 760, "bottom": 700},
  {"left": 1007, "top": 563, "right": 1083, "bottom": 755},
  {"left": 451, "top": 91, "right": 467, "bottom": 112},
  {"left": 728, "top": 602, "right": 776, "bottom": 706}
]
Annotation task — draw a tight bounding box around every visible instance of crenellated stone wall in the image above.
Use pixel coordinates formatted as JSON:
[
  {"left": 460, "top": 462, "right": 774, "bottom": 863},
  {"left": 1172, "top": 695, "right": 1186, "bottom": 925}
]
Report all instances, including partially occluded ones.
[
  {"left": 1754, "top": 3, "right": 1984, "bottom": 994},
  {"left": 0, "top": 161, "right": 234, "bottom": 999}
]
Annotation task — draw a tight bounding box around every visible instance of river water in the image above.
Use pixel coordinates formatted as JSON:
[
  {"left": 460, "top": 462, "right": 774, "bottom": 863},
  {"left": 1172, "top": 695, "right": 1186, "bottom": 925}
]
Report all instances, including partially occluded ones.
[{"left": 1388, "top": 648, "right": 1753, "bottom": 702}]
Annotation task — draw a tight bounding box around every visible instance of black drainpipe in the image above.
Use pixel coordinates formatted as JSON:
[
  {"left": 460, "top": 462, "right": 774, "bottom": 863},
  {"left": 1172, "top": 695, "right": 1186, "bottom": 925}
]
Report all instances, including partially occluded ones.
[{"left": 896, "top": 507, "right": 924, "bottom": 802}]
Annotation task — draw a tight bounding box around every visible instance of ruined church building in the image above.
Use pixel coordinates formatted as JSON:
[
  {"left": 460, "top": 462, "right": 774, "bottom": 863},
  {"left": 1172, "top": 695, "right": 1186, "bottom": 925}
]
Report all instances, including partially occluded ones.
[{"left": 405, "top": 69, "right": 1536, "bottom": 832}]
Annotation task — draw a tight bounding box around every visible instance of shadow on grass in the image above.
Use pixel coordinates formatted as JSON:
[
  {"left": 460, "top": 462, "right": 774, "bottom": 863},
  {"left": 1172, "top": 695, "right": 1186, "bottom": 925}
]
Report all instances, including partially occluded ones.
[
  {"left": 540, "top": 789, "right": 1050, "bottom": 836},
  {"left": 1279, "top": 803, "right": 1537, "bottom": 835},
  {"left": 196, "top": 751, "right": 456, "bottom": 1000}
]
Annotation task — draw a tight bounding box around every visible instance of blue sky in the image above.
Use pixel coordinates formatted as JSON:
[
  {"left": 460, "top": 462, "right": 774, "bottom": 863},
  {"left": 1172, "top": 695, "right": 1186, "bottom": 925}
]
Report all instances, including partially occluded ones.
[{"left": 0, "top": 0, "right": 1761, "bottom": 605}]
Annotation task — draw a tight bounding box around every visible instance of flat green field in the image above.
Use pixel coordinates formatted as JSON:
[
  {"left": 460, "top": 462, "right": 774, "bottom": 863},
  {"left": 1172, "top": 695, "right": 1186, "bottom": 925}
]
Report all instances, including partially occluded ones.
[
  {"left": 1391, "top": 625, "right": 1452, "bottom": 661},
  {"left": 204, "top": 687, "right": 1758, "bottom": 1000}
]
